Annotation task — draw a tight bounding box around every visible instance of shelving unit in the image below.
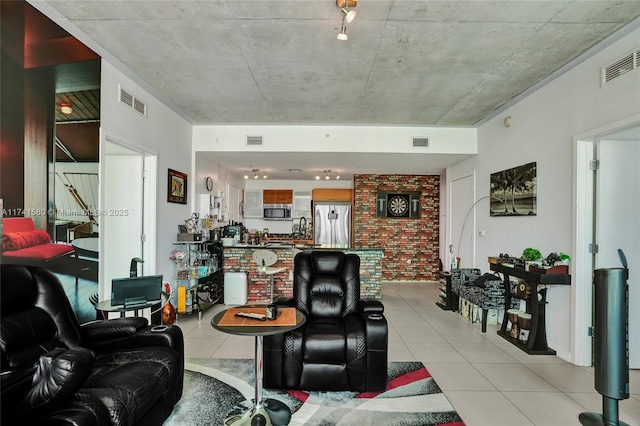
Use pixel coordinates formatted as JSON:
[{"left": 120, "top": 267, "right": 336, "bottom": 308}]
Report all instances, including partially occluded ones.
[
  {"left": 490, "top": 262, "right": 571, "bottom": 355},
  {"left": 173, "top": 241, "right": 224, "bottom": 320},
  {"left": 435, "top": 271, "right": 456, "bottom": 311}
]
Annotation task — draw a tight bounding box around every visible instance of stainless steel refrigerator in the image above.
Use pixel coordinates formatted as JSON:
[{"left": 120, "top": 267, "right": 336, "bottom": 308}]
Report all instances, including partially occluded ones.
[{"left": 314, "top": 203, "right": 351, "bottom": 247}]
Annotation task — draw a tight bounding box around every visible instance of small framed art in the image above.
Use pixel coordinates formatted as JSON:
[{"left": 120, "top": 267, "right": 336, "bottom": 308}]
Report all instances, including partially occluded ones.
[{"left": 168, "top": 169, "right": 187, "bottom": 204}]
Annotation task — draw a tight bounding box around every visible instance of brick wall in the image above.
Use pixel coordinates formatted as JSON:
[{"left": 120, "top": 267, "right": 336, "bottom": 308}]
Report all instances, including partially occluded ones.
[{"left": 353, "top": 174, "right": 440, "bottom": 281}]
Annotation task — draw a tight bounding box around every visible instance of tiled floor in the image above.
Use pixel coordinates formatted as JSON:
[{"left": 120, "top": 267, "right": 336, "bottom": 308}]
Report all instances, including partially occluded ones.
[{"left": 175, "top": 281, "right": 640, "bottom": 426}]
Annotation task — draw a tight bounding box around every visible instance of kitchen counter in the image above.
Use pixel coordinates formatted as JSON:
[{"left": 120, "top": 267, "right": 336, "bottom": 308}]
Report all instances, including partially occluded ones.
[
  {"left": 222, "top": 246, "right": 383, "bottom": 303},
  {"left": 230, "top": 243, "right": 383, "bottom": 251}
]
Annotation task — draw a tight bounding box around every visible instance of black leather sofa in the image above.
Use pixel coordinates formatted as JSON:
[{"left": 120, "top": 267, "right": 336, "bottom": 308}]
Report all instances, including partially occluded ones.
[
  {"left": 263, "top": 251, "right": 388, "bottom": 392},
  {"left": 0, "top": 264, "right": 184, "bottom": 426}
]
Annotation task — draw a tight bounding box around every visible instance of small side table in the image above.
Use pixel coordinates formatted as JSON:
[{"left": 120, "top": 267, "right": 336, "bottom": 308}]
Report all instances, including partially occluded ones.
[
  {"left": 212, "top": 305, "right": 306, "bottom": 426},
  {"left": 94, "top": 299, "right": 160, "bottom": 320}
]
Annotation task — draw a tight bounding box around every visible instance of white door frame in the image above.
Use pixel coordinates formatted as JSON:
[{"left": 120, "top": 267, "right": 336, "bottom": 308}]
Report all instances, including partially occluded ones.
[
  {"left": 99, "top": 129, "right": 158, "bottom": 300},
  {"left": 448, "top": 172, "right": 476, "bottom": 269},
  {"left": 572, "top": 113, "right": 640, "bottom": 366}
]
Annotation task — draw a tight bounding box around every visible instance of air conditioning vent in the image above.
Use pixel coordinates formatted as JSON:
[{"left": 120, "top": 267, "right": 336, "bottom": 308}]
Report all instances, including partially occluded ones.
[
  {"left": 246, "top": 136, "right": 263, "bottom": 146},
  {"left": 133, "top": 98, "right": 147, "bottom": 115},
  {"left": 412, "top": 137, "right": 429, "bottom": 148},
  {"left": 119, "top": 88, "right": 134, "bottom": 108},
  {"left": 119, "top": 85, "right": 147, "bottom": 116},
  {"left": 602, "top": 47, "right": 639, "bottom": 84}
]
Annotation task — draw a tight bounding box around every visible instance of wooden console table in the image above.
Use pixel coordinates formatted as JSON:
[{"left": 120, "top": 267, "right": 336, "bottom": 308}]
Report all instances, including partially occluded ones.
[{"left": 490, "top": 262, "right": 571, "bottom": 355}]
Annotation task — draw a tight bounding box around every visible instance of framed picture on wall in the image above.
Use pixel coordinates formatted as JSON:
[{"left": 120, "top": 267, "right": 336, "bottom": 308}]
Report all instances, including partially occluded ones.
[
  {"left": 168, "top": 169, "right": 187, "bottom": 204},
  {"left": 490, "top": 162, "right": 536, "bottom": 216}
]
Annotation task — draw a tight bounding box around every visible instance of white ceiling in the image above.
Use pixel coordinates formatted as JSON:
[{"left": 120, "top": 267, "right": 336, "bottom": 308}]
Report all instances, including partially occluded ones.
[{"left": 39, "top": 0, "right": 640, "bottom": 178}]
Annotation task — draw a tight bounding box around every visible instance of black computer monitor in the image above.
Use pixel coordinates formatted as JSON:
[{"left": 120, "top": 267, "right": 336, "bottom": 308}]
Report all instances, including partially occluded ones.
[{"left": 111, "top": 275, "right": 163, "bottom": 306}]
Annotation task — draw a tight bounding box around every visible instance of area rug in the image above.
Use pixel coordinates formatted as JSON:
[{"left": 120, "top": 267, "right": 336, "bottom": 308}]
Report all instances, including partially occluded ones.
[{"left": 165, "top": 358, "right": 465, "bottom": 425}]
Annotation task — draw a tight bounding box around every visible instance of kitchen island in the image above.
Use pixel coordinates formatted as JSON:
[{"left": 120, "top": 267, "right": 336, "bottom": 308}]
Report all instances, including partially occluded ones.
[{"left": 222, "top": 245, "right": 383, "bottom": 303}]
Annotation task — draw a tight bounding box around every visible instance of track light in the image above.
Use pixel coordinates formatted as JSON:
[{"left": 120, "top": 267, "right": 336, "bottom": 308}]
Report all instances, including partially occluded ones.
[
  {"left": 245, "top": 168, "right": 266, "bottom": 180},
  {"left": 316, "top": 174, "right": 321, "bottom": 180},
  {"left": 336, "top": 0, "right": 356, "bottom": 41},
  {"left": 337, "top": 25, "right": 348, "bottom": 41},
  {"left": 342, "top": 8, "right": 356, "bottom": 23}
]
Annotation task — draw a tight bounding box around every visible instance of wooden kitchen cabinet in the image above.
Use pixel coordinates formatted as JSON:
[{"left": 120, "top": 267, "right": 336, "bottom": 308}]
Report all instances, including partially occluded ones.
[
  {"left": 312, "top": 188, "right": 353, "bottom": 202},
  {"left": 263, "top": 189, "right": 293, "bottom": 204}
]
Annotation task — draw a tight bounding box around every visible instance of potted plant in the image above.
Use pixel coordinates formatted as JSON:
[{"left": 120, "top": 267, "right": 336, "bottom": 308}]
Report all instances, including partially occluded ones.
[{"left": 521, "top": 247, "right": 542, "bottom": 271}]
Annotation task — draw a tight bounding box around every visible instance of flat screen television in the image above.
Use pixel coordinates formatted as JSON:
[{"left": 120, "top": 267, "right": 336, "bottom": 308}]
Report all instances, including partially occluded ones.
[{"left": 111, "top": 275, "right": 163, "bottom": 307}]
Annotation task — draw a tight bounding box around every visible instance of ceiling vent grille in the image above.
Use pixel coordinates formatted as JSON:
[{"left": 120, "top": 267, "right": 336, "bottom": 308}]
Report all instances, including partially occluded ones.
[
  {"left": 602, "top": 47, "right": 639, "bottom": 84},
  {"left": 412, "top": 137, "right": 429, "bottom": 148},
  {"left": 119, "top": 86, "right": 147, "bottom": 116},
  {"left": 246, "top": 136, "right": 263, "bottom": 146}
]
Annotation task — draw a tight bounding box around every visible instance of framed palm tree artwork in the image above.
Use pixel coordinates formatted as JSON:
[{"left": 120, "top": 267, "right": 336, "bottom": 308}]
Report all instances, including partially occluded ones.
[{"left": 490, "top": 162, "right": 537, "bottom": 216}]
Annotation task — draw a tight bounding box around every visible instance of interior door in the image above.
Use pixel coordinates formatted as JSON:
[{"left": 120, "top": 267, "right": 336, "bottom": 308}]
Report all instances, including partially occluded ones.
[
  {"left": 450, "top": 174, "right": 475, "bottom": 269},
  {"left": 594, "top": 138, "right": 639, "bottom": 368},
  {"left": 103, "top": 148, "right": 143, "bottom": 291}
]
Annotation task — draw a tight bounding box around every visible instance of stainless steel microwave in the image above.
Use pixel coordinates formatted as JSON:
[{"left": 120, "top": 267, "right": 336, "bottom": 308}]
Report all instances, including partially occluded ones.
[{"left": 263, "top": 204, "right": 292, "bottom": 220}]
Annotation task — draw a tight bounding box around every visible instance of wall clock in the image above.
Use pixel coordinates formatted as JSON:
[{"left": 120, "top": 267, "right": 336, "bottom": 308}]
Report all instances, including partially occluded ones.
[{"left": 205, "top": 176, "right": 214, "bottom": 191}]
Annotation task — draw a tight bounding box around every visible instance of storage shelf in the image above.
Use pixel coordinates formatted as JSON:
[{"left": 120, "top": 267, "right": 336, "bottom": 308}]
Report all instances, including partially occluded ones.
[
  {"left": 435, "top": 271, "right": 456, "bottom": 311},
  {"left": 490, "top": 261, "right": 570, "bottom": 355},
  {"left": 173, "top": 241, "right": 224, "bottom": 319}
]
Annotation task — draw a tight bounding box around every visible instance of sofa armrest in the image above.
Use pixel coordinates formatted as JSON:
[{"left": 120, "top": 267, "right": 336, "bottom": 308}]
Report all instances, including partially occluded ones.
[
  {"left": 358, "top": 299, "right": 384, "bottom": 315},
  {"left": 86, "top": 324, "right": 184, "bottom": 355},
  {"left": 21, "top": 347, "right": 95, "bottom": 415},
  {"left": 81, "top": 317, "right": 148, "bottom": 344}
]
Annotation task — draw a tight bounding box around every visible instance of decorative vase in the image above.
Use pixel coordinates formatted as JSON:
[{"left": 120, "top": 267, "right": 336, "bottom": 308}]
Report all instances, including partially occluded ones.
[{"left": 162, "top": 300, "right": 176, "bottom": 325}]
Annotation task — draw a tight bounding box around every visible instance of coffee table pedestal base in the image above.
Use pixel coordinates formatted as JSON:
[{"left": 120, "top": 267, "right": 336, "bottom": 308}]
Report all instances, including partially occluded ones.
[{"left": 224, "top": 398, "right": 291, "bottom": 426}]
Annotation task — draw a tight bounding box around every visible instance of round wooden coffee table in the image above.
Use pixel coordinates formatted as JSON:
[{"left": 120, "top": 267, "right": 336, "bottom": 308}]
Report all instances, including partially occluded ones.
[{"left": 211, "top": 305, "right": 305, "bottom": 426}]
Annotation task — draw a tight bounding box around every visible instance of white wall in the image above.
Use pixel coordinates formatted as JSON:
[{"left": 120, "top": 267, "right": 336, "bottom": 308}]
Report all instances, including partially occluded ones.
[
  {"left": 447, "top": 27, "right": 640, "bottom": 361},
  {"left": 100, "top": 60, "right": 193, "bottom": 293}
]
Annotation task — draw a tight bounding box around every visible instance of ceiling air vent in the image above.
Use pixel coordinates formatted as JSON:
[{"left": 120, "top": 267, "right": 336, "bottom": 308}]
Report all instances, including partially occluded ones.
[
  {"left": 412, "top": 137, "right": 429, "bottom": 148},
  {"left": 118, "top": 85, "right": 147, "bottom": 116},
  {"left": 602, "top": 47, "right": 639, "bottom": 85},
  {"left": 246, "top": 135, "right": 263, "bottom": 146}
]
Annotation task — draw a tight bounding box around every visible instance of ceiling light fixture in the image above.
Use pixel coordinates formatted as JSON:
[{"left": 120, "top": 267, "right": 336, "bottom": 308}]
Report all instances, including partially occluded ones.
[
  {"left": 337, "top": 25, "right": 348, "bottom": 41},
  {"left": 342, "top": 8, "right": 356, "bottom": 24},
  {"left": 336, "top": 0, "right": 356, "bottom": 41},
  {"left": 59, "top": 102, "right": 73, "bottom": 115},
  {"left": 245, "top": 168, "right": 266, "bottom": 179}
]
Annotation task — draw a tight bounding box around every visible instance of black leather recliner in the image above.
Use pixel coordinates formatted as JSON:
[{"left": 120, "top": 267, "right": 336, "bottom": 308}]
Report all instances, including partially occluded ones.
[
  {"left": 0, "top": 264, "right": 184, "bottom": 426},
  {"left": 263, "top": 251, "right": 388, "bottom": 392}
]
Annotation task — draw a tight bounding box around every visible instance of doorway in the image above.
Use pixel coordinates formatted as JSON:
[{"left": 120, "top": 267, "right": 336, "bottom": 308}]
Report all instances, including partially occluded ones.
[
  {"left": 101, "top": 134, "right": 157, "bottom": 304},
  {"left": 573, "top": 117, "right": 640, "bottom": 368},
  {"left": 450, "top": 173, "right": 475, "bottom": 269}
]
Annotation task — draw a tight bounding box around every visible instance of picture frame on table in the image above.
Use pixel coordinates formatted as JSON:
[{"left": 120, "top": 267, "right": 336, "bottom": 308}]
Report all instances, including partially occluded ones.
[{"left": 168, "top": 169, "right": 187, "bottom": 204}]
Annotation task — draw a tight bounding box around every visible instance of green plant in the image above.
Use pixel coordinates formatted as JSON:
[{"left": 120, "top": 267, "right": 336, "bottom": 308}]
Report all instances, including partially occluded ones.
[
  {"left": 559, "top": 252, "right": 571, "bottom": 262},
  {"left": 522, "top": 247, "right": 542, "bottom": 261}
]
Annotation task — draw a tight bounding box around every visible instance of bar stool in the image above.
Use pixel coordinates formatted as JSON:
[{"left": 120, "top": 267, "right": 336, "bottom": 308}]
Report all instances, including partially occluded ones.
[{"left": 252, "top": 249, "right": 287, "bottom": 303}]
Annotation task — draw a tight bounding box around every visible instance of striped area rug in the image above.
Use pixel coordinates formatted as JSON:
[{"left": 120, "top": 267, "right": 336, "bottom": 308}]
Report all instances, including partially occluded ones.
[{"left": 165, "top": 358, "right": 465, "bottom": 425}]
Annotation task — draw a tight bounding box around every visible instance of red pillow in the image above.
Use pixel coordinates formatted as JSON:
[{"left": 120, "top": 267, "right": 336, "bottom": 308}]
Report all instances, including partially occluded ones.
[{"left": 2, "top": 230, "right": 51, "bottom": 251}]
